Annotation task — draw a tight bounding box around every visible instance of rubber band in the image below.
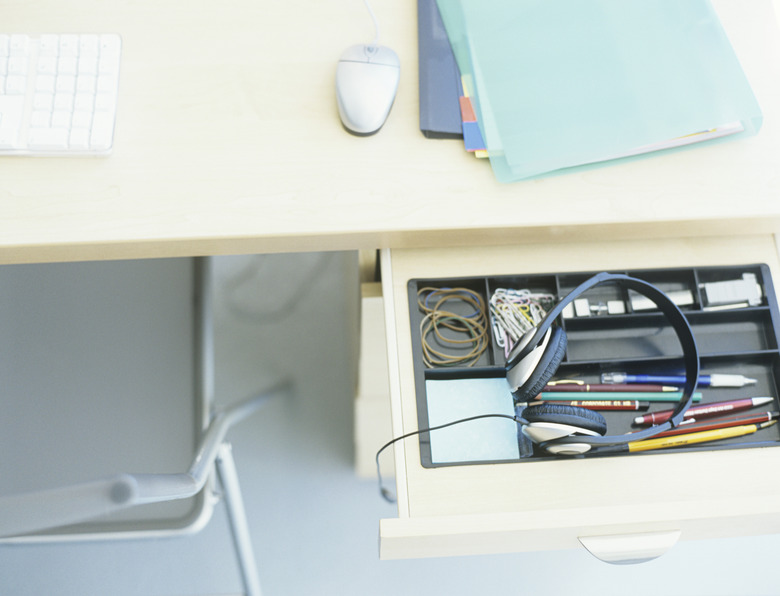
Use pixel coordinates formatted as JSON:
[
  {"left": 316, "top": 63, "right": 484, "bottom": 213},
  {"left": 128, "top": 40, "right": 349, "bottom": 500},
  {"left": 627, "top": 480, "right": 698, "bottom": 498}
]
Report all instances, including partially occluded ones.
[
  {"left": 420, "top": 286, "right": 484, "bottom": 319},
  {"left": 417, "top": 287, "right": 489, "bottom": 368}
]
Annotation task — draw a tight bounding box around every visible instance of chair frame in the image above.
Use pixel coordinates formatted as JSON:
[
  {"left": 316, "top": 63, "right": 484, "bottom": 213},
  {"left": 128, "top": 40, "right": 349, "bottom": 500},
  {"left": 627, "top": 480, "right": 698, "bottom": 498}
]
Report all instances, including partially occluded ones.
[{"left": 0, "top": 256, "right": 281, "bottom": 596}]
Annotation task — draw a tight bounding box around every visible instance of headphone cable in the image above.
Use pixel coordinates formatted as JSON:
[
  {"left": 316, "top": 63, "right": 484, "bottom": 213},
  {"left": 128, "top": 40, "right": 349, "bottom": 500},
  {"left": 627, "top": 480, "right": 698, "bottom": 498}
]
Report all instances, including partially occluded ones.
[{"left": 375, "top": 413, "right": 528, "bottom": 503}]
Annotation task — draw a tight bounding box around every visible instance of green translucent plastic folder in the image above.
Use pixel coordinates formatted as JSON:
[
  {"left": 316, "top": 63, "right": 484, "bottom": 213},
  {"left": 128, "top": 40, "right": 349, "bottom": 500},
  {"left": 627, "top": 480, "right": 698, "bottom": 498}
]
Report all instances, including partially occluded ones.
[{"left": 435, "top": 0, "right": 763, "bottom": 182}]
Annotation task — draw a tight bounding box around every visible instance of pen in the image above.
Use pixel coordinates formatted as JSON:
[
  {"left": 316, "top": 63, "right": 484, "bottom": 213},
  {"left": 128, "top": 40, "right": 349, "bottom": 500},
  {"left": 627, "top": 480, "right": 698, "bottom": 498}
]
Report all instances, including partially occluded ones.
[
  {"left": 623, "top": 420, "right": 776, "bottom": 453},
  {"left": 544, "top": 382, "right": 678, "bottom": 392},
  {"left": 633, "top": 396, "right": 774, "bottom": 426},
  {"left": 526, "top": 400, "right": 650, "bottom": 411},
  {"left": 537, "top": 391, "right": 702, "bottom": 402},
  {"left": 602, "top": 372, "right": 757, "bottom": 388},
  {"left": 631, "top": 411, "right": 779, "bottom": 439}
]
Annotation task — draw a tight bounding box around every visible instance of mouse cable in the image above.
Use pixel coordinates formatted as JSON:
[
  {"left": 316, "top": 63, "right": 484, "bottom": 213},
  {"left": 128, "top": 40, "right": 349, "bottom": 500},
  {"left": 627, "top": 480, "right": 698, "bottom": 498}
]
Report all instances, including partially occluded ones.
[
  {"left": 363, "top": 0, "right": 380, "bottom": 47},
  {"left": 375, "top": 413, "right": 528, "bottom": 503}
]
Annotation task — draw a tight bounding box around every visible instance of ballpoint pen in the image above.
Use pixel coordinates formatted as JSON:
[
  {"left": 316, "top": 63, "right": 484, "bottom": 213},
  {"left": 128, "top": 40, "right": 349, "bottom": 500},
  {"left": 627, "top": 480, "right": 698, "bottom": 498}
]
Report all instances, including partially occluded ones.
[
  {"left": 537, "top": 391, "right": 702, "bottom": 402},
  {"left": 633, "top": 396, "right": 774, "bottom": 425},
  {"left": 544, "top": 381, "right": 678, "bottom": 392},
  {"left": 631, "top": 411, "right": 779, "bottom": 439},
  {"left": 601, "top": 372, "right": 757, "bottom": 388},
  {"left": 620, "top": 420, "right": 776, "bottom": 453}
]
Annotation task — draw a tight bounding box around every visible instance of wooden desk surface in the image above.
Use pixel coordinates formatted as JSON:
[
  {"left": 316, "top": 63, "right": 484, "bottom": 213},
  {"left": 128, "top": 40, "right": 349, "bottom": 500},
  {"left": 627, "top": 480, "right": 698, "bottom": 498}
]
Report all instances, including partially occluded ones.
[{"left": 1, "top": 0, "right": 779, "bottom": 264}]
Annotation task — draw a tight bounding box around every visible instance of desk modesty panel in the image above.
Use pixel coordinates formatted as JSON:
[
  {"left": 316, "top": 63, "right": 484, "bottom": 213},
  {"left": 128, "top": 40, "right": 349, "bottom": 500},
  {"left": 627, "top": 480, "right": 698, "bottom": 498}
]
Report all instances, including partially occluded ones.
[
  {"left": 379, "top": 234, "right": 780, "bottom": 560},
  {"left": 0, "top": 1, "right": 779, "bottom": 264}
]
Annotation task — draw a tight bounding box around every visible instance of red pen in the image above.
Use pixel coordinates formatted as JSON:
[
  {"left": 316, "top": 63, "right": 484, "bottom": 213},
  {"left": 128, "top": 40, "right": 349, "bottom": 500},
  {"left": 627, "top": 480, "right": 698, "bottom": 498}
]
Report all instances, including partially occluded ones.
[
  {"left": 633, "top": 396, "right": 775, "bottom": 426},
  {"left": 635, "top": 411, "right": 780, "bottom": 439}
]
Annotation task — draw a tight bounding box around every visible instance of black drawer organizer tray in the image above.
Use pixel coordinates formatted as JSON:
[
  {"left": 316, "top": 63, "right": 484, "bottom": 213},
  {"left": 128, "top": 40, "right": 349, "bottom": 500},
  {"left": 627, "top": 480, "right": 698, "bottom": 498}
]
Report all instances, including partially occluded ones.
[{"left": 407, "top": 264, "right": 780, "bottom": 468}]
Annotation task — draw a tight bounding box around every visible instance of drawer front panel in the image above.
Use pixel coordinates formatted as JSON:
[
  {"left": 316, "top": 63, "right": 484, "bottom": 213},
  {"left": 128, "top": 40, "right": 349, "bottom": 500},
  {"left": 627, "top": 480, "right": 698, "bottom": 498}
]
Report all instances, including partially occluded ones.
[{"left": 380, "top": 234, "right": 780, "bottom": 558}]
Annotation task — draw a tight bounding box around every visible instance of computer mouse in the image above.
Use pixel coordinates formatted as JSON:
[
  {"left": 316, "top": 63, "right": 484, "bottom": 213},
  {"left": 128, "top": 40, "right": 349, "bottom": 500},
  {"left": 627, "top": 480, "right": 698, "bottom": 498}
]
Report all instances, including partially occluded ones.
[{"left": 336, "top": 44, "right": 400, "bottom": 136}]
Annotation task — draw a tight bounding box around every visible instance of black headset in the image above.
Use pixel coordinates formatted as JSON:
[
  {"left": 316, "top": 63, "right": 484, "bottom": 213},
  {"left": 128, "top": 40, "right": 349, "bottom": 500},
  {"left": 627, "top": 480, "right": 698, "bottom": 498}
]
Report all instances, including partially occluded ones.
[{"left": 506, "top": 272, "right": 700, "bottom": 455}]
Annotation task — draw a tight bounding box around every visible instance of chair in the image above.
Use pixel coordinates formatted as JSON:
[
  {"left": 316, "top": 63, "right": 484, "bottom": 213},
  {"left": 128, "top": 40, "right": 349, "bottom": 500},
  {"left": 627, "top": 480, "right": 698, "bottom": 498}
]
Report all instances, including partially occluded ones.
[{"left": 0, "top": 256, "right": 283, "bottom": 596}]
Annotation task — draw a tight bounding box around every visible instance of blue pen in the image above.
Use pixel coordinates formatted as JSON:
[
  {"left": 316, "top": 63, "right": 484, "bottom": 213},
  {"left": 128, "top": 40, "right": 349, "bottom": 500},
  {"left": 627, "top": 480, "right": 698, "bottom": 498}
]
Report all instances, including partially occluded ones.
[{"left": 601, "top": 372, "right": 757, "bottom": 388}]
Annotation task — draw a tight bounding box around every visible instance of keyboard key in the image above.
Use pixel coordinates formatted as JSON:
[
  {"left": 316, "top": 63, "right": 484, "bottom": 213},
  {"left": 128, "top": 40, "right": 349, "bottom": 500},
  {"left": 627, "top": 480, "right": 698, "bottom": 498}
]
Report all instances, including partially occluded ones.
[
  {"left": 9, "top": 35, "right": 29, "bottom": 57},
  {"left": 99, "top": 35, "right": 121, "bottom": 58},
  {"left": 76, "top": 75, "right": 97, "bottom": 93},
  {"left": 7, "top": 56, "right": 28, "bottom": 75},
  {"left": 69, "top": 128, "right": 90, "bottom": 150},
  {"left": 35, "top": 74, "right": 56, "bottom": 93},
  {"left": 57, "top": 56, "right": 78, "bottom": 75},
  {"left": 0, "top": 128, "right": 20, "bottom": 148},
  {"left": 79, "top": 35, "right": 99, "bottom": 55},
  {"left": 97, "top": 73, "right": 119, "bottom": 93},
  {"left": 78, "top": 56, "right": 99, "bottom": 75},
  {"left": 33, "top": 93, "right": 54, "bottom": 110},
  {"left": 51, "top": 110, "right": 72, "bottom": 128},
  {"left": 56, "top": 75, "right": 76, "bottom": 93},
  {"left": 90, "top": 113, "right": 114, "bottom": 150},
  {"left": 94, "top": 92, "right": 114, "bottom": 111},
  {"left": 71, "top": 110, "right": 92, "bottom": 129},
  {"left": 74, "top": 93, "right": 94, "bottom": 111},
  {"left": 27, "top": 127, "right": 70, "bottom": 150},
  {"left": 0, "top": 94, "right": 25, "bottom": 122},
  {"left": 53, "top": 93, "right": 74, "bottom": 111},
  {"left": 4, "top": 75, "right": 27, "bottom": 94},
  {"left": 38, "top": 35, "right": 59, "bottom": 57},
  {"left": 58, "top": 35, "right": 79, "bottom": 57},
  {"left": 37, "top": 56, "right": 58, "bottom": 75},
  {"left": 30, "top": 110, "right": 52, "bottom": 127}
]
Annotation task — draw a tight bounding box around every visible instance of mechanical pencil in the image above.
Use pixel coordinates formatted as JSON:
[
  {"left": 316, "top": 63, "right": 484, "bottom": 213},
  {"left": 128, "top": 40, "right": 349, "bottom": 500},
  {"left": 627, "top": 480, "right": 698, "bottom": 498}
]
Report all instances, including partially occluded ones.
[
  {"left": 623, "top": 420, "right": 776, "bottom": 453},
  {"left": 631, "top": 411, "right": 779, "bottom": 439},
  {"left": 602, "top": 372, "right": 757, "bottom": 388},
  {"left": 537, "top": 391, "right": 702, "bottom": 402},
  {"left": 633, "top": 396, "right": 774, "bottom": 426}
]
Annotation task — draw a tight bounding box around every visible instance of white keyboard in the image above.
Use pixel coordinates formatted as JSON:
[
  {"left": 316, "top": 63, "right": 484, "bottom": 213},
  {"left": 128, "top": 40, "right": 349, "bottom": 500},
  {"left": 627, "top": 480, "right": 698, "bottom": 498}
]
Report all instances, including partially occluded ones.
[{"left": 0, "top": 34, "right": 121, "bottom": 155}]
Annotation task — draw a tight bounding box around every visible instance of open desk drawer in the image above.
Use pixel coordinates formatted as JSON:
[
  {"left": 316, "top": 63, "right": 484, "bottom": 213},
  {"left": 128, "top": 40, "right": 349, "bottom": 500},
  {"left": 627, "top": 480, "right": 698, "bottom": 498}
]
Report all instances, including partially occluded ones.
[{"left": 378, "top": 235, "right": 780, "bottom": 562}]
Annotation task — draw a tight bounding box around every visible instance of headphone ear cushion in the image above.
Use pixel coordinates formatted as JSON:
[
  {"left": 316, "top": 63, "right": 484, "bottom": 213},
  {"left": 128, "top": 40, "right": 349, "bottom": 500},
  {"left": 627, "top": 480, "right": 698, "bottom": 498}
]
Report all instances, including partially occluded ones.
[
  {"left": 514, "top": 326, "right": 567, "bottom": 402},
  {"left": 523, "top": 403, "right": 608, "bottom": 436}
]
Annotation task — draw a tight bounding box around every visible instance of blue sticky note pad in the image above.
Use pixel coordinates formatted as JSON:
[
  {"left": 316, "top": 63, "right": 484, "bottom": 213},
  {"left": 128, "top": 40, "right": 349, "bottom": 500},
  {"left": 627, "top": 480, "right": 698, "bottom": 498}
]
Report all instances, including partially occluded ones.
[{"left": 425, "top": 377, "right": 519, "bottom": 464}]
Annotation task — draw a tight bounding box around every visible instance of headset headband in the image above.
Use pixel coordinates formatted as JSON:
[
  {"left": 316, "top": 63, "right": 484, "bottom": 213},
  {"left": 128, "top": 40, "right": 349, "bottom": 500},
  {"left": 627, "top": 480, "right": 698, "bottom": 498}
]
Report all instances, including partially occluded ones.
[{"left": 507, "top": 272, "right": 700, "bottom": 449}]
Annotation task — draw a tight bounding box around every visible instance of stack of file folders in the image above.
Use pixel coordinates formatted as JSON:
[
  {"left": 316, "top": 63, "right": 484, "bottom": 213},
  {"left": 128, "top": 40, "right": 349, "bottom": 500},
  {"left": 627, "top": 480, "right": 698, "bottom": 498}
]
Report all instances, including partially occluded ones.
[{"left": 418, "top": 0, "right": 763, "bottom": 182}]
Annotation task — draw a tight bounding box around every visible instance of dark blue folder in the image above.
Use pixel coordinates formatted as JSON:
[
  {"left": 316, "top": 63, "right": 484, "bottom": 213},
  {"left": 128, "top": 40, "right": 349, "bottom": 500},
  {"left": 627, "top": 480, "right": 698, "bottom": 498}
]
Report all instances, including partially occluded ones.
[{"left": 418, "top": 0, "right": 463, "bottom": 139}]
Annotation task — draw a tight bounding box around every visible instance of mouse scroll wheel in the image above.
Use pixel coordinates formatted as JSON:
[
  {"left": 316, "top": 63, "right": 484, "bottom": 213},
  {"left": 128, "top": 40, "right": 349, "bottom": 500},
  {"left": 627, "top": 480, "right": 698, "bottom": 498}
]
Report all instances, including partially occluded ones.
[{"left": 364, "top": 45, "right": 378, "bottom": 57}]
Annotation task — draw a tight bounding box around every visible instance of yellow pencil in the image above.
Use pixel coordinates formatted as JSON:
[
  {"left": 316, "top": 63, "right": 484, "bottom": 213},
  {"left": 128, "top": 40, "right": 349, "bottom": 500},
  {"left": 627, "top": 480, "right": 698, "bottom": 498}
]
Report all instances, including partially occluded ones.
[{"left": 627, "top": 420, "right": 776, "bottom": 453}]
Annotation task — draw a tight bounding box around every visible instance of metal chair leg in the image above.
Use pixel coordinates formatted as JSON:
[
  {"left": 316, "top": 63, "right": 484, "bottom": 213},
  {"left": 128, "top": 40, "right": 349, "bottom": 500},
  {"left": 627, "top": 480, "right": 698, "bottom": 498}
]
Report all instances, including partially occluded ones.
[{"left": 216, "top": 442, "right": 262, "bottom": 596}]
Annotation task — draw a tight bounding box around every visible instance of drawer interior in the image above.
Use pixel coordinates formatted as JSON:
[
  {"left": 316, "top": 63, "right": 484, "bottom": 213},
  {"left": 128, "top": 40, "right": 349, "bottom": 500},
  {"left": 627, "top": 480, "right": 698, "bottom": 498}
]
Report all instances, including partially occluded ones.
[{"left": 406, "top": 264, "right": 780, "bottom": 467}]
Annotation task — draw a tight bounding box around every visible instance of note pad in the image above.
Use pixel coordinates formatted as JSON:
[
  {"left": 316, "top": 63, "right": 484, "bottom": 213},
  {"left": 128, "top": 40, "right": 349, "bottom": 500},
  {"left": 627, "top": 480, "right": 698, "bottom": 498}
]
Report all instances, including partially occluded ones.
[
  {"left": 425, "top": 377, "right": 519, "bottom": 464},
  {"left": 435, "top": 0, "right": 763, "bottom": 182}
]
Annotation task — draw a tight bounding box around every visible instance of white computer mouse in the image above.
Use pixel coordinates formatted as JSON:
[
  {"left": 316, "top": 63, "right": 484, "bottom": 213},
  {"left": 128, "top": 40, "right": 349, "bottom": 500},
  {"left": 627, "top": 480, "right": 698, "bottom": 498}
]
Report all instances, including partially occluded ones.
[{"left": 335, "top": 44, "right": 400, "bottom": 135}]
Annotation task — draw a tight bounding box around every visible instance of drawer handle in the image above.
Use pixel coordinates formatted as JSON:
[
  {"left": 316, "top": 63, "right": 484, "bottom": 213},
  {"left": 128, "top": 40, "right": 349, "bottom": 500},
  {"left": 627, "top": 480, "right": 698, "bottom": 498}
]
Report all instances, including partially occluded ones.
[{"left": 578, "top": 530, "right": 682, "bottom": 564}]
